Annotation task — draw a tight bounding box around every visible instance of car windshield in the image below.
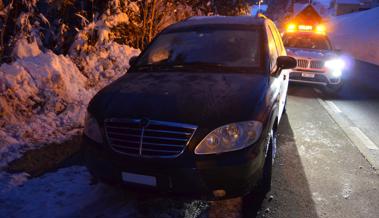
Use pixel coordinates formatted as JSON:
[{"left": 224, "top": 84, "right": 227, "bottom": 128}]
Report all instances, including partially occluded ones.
[
  {"left": 135, "top": 27, "right": 261, "bottom": 70},
  {"left": 283, "top": 34, "right": 332, "bottom": 50}
]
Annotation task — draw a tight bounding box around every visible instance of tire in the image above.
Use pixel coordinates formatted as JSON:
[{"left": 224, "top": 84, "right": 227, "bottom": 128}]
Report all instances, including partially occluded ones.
[
  {"left": 242, "top": 129, "right": 276, "bottom": 217},
  {"left": 262, "top": 129, "right": 275, "bottom": 193}
]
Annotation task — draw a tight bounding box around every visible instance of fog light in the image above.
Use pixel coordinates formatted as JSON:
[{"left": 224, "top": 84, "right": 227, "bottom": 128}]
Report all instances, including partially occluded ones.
[{"left": 213, "top": 189, "right": 226, "bottom": 198}]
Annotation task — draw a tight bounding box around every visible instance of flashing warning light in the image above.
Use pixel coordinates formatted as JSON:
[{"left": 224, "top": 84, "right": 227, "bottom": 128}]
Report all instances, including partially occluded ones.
[
  {"left": 315, "top": 24, "right": 326, "bottom": 35},
  {"left": 298, "top": 25, "right": 313, "bottom": 31},
  {"left": 287, "top": 23, "right": 296, "bottom": 32},
  {"left": 285, "top": 23, "right": 327, "bottom": 34}
]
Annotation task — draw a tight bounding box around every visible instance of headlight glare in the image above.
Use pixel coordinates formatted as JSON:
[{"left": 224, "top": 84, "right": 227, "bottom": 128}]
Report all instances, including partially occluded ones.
[
  {"left": 194, "top": 121, "right": 262, "bottom": 155},
  {"left": 84, "top": 112, "right": 103, "bottom": 143},
  {"left": 332, "top": 69, "right": 342, "bottom": 77},
  {"left": 325, "top": 59, "right": 345, "bottom": 71}
]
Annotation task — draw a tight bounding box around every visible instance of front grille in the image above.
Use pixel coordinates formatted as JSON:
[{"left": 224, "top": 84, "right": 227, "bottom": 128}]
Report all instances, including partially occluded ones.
[
  {"left": 310, "top": 60, "right": 324, "bottom": 69},
  {"left": 297, "top": 59, "right": 309, "bottom": 68},
  {"left": 104, "top": 119, "right": 197, "bottom": 158}
]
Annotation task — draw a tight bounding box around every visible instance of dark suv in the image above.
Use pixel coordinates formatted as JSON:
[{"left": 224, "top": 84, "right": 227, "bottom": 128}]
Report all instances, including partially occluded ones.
[{"left": 83, "top": 16, "right": 296, "bottom": 200}]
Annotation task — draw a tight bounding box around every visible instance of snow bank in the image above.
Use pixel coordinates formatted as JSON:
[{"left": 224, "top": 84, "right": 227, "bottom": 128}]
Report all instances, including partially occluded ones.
[
  {"left": 12, "top": 38, "right": 42, "bottom": 59},
  {"left": 77, "top": 42, "right": 140, "bottom": 89},
  {"left": 0, "top": 40, "right": 139, "bottom": 167},
  {"left": 70, "top": 12, "right": 140, "bottom": 89},
  {"left": 328, "top": 7, "right": 379, "bottom": 65}
]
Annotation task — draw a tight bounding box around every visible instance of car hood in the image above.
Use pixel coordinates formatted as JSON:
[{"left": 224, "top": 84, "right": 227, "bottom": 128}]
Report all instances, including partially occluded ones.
[
  {"left": 286, "top": 47, "right": 337, "bottom": 60},
  {"left": 88, "top": 72, "right": 269, "bottom": 129}
]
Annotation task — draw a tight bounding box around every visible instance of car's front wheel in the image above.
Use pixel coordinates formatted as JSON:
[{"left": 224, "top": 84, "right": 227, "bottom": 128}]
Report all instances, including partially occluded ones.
[
  {"left": 242, "top": 128, "right": 276, "bottom": 217},
  {"left": 262, "top": 129, "right": 276, "bottom": 193}
]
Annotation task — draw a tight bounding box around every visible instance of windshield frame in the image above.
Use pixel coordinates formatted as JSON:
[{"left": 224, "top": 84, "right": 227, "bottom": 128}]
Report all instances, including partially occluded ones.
[
  {"left": 282, "top": 32, "right": 333, "bottom": 51},
  {"left": 129, "top": 24, "right": 266, "bottom": 74}
]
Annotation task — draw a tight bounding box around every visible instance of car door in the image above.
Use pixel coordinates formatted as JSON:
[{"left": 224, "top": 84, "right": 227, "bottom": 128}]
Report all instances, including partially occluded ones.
[
  {"left": 269, "top": 24, "right": 290, "bottom": 119},
  {"left": 266, "top": 23, "right": 287, "bottom": 121}
]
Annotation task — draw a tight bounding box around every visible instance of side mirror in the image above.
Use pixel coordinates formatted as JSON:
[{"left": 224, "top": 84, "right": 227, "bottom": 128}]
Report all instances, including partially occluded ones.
[
  {"left": 277, "top": 56, "right": 297, "bottom": 69},
  {"left": 129, "top": 56, "right": 138, "bottom": 67}
]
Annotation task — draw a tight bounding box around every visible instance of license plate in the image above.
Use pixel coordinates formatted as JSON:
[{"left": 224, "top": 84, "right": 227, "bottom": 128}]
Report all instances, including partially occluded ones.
[
  {"left": 302, "top": 73, "right": 315, "bottom": 78},
  {"left": 122, "top": 172, "right": 157, "bottom": 187}
]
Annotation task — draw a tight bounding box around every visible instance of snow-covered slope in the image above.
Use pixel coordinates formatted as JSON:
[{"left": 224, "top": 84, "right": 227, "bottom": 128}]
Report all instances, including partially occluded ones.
[
  {"left": 0, "top": 41, "right": 139, "bottom": 167},
  {"left": 328, "top": 7, "right": 379, "bottom": 65}
]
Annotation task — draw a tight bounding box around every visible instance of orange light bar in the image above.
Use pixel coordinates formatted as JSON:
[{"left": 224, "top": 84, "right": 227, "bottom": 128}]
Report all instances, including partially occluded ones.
[
  {"left": 298, "top": 25, "right": 313, "bottom": 31},
  {"left": 285, "top": 22, "right": 327, "bottom": 35}
]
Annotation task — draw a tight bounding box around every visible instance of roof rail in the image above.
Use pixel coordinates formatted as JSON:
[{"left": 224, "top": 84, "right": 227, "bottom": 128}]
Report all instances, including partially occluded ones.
[{"left": 257, "top": 13, "right": 268, "bottom": 19}]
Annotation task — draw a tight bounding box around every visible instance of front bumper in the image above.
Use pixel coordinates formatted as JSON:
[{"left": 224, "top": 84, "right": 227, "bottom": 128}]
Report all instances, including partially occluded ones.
[
  {"left": 83, "top": 136, "right": 266, "bottom": 200},
  {"left": 289, "top": 70, "right": 342, "bottom": 86}
]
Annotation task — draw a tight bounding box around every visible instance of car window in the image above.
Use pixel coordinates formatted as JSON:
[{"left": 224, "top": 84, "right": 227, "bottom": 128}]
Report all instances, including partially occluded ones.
[
  {"left": 136, "top": 28, "right": 261, "bottom": 70},
  {"left": 283, "top": 34, "right": 332, "bottom": 50},
  {"left": 266, "top": 26, "right": 279, "bottom": 71}
]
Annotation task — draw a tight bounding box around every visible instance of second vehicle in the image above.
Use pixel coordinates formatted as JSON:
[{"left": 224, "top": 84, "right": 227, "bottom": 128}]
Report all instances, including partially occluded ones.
[{"left": 282, "top": 24, "right": 346, "bottom": 92}]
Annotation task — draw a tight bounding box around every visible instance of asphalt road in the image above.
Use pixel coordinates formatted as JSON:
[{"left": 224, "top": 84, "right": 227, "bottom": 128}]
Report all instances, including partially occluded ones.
[
  {"left": 320, "top": 60, "right": 379, "bottom": 168},
  {"left": 252, "top": 89, "right": 378, "bottom": 218}
]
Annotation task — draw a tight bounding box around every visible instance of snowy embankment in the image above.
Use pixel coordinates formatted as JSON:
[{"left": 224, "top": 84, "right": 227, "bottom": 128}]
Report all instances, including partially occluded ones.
[
  {"left": 328, "top": 7, "right": 379, "bottom": 66},
  {"left": 0, "top": 40, "right": 139, "bottom": 168}
]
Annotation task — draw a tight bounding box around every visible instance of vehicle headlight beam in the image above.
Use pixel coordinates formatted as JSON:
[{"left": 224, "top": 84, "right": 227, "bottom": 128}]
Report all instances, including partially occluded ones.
[{"left": 324, "top": 59, "right": 345, "bottom": 77}]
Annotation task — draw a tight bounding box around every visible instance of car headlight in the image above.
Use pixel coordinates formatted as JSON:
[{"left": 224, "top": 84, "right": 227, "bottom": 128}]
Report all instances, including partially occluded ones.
[
  {"left": 324, "top": 59, "right": 345, "bottom": 77},
  {"left": 194, "top": 121, "right": 263, "bottom": 155},
  {"left": 83, "top": 112, "right": 103, "bottom": 143}
]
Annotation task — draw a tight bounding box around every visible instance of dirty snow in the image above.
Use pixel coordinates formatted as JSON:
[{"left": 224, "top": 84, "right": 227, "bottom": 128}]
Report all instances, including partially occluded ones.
[
  {"left": 0, "top": 166, "right": 209, "bottom": 218},
  {"left": 328, "top": 7, "right": 379, "bottom": 65},
  {"left": 0, "top": 40, "right": 139, "bottom": 168}
]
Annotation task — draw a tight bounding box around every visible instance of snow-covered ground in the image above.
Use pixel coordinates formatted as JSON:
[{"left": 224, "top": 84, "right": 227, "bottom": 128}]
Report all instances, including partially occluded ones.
[
  {"left": 0, "top": 166, "right": 209, "bottom": 218},
  {"left": 327, "top": 7, "right": 379, "bottom": 66}
]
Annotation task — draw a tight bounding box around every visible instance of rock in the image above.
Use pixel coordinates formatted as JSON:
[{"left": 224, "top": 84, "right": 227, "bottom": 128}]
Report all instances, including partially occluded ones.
[{"left": 265, "top": 208, "right": 270, "bottom": 213}]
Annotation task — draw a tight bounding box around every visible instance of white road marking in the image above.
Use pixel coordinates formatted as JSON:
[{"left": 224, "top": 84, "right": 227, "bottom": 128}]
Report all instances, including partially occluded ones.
[
  {"left": 318, "top": 98, "right": 379, "bottom": 169},
  {"left": 350, "top": 127, "right": 379, "bottom": 150},
  {"left": 325, "top": 100, "right": 342, "bottom": 113}
]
